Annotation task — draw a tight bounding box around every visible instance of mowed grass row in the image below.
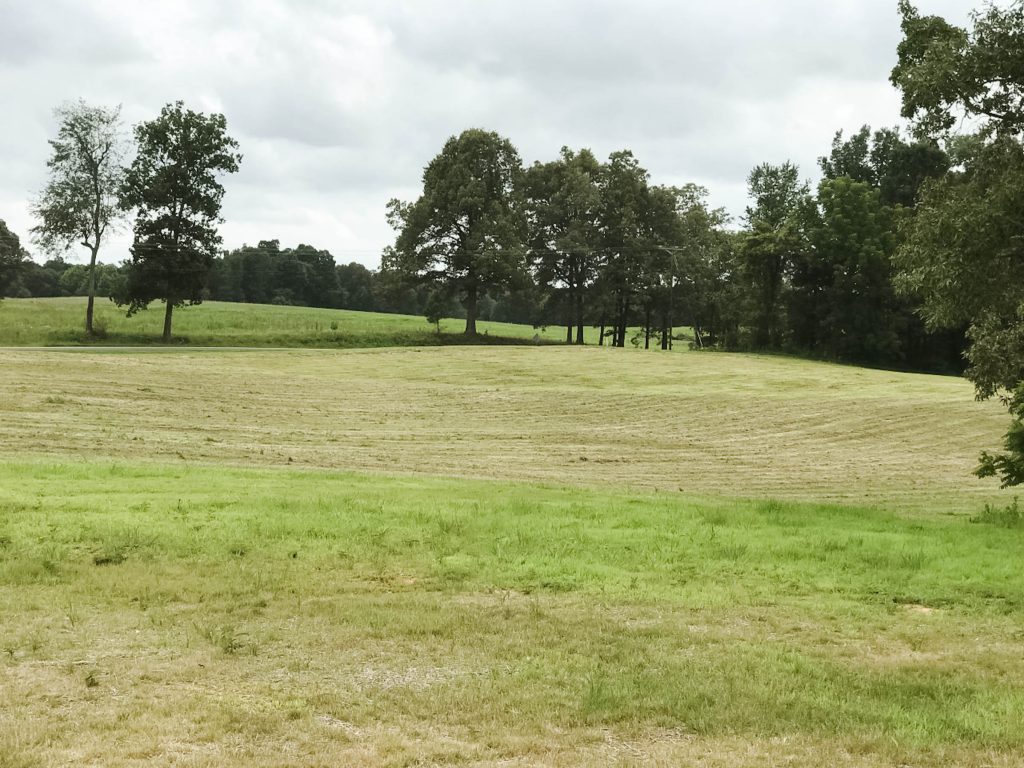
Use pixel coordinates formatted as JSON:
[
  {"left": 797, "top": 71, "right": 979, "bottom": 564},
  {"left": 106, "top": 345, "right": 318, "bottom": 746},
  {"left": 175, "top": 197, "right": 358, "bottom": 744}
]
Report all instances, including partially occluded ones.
[
  {"left": 0, "top": 346, "right": 1011, "bottom": 512},
  {"left": 0, "top": 297, "right": 666, "bottom": 347},
  {"left": 1, "top": 460, "right": 1023, "bottom": 767}
]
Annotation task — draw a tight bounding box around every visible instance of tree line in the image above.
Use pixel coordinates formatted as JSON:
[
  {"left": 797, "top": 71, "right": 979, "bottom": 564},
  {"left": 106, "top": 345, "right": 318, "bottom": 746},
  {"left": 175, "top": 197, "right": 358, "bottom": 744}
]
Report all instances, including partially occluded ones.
[{"left": 381, "top": 127, "right": 963, "bottom": 370}]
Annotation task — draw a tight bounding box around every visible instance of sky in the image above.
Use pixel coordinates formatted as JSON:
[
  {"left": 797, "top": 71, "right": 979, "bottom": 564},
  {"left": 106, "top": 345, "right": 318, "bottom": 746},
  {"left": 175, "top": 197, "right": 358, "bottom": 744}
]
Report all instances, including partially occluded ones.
[{"left": 0, "top": 0, "right": 975, "bottom": 269}]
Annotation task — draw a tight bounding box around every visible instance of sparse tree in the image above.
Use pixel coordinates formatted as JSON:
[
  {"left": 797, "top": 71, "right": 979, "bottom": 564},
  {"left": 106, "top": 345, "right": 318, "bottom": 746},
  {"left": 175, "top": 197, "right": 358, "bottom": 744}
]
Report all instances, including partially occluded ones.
[
  {"left": 31, "top": 100, "right": 127, "bottom": 334},
  {"left": 119, "top": 102, "right": 241, "bottom": 342}
]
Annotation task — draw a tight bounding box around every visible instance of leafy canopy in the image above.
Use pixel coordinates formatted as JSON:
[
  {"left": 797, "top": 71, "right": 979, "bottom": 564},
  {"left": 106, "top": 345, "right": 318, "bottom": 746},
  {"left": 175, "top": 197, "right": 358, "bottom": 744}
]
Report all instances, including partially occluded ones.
[{"left": 119, "top": 101, "right": 241, "bottom": 323}]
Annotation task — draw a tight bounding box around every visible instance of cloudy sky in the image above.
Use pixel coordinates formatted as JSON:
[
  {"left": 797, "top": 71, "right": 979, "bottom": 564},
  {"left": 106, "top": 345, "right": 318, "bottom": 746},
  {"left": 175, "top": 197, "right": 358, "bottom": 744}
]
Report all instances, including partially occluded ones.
[{"left": 1, "top": 0, "right": 973, "bottom": 268}]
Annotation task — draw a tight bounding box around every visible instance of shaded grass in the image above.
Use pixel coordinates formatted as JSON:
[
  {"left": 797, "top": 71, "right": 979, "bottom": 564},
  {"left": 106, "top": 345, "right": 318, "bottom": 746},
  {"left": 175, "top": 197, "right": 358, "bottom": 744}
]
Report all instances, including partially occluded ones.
[{"left": 1, "top": 459, "right": 1023, "bottom": 765}]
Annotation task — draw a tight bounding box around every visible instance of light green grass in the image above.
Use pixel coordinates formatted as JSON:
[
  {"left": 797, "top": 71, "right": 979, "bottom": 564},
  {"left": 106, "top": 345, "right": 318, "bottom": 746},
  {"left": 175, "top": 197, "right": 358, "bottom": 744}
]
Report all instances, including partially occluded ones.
[
  {"left": 1, "top": 460, "right": 1022, "bottom": 766},
  {"left": 0, "top": 297, "right": 668, "bottom": 348}
]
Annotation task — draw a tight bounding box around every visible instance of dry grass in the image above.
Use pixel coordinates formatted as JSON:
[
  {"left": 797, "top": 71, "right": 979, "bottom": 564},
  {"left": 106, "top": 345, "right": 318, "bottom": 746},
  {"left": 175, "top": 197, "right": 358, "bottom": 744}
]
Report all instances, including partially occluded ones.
[{"left": 0, "top": 346, "right": 1010, "bottom": 512}]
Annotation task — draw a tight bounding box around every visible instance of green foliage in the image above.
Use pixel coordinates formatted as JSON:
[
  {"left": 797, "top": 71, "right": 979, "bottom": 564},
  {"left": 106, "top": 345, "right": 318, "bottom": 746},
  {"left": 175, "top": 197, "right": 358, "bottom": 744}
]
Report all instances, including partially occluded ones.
[
  {"left": 892, "top": 3, "right": 1024, "bottom": 486},
  {"left": 30, "top": 100, "right": 126, "bottom": 334},
  {"left": 0, "top": 219, "right": 28, "bottom": 296},
  {"left": 386, "top": 129, "right": 527, "bottom": 336},
  {"left": 820, "top": 125, "right": 948, "bottom": 208},
  {"left": 739, "top": 162, "right": 810, "bottom": 349},
  {"left": 119, "top": 101, "right": 242, "bottom": 341},
  {"left": 892, "top": 1, "right": 1024, "bottom": 138},
  {"left": 795, "top": 177, "right": 901, "bottom": 363},
  {"left": 523, "top": 147, "right": 603, "bottom": 343}
]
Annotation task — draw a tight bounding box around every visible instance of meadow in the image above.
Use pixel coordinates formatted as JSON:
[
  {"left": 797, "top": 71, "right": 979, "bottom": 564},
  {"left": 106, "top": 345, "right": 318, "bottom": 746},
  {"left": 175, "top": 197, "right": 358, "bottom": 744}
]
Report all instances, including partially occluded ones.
[
  {"left": 0, "top": 297, "right": 633, "bottom": 347},
  {"left": 1, "top": 315, "right": 1022, "bottom": 766}
]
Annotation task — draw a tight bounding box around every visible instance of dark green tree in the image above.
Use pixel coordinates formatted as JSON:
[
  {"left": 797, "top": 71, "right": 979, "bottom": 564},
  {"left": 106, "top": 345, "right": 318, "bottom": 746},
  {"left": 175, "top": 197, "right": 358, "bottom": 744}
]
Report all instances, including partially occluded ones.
[
  {"left": 385, "top": 129, "right": 527, "bottom": 336},
  {"left": 0, "top": 219, "right": 28, "bottom": 296},
  {"left": 740, "top": 162, "right": 810, "bottom": 349},
  {"left": 892, "top": 2, "right": 1024, "bottom": 485},
  {"left": 796, "top": 177, "right": 902, "bottom": 363},
  {"left": 31, "top": 101, "right": 127, "bottom": 335},
  {"left": 892, "top": 1, "right": 1024, "bottom": 138},
  {"left": 119, "top": 102, "right": 241, "bottom": 342},
  {"left": 524, "top": 147, "right": 603, "bottom": 344},
  {"left": 820, "top": 125, "right": 948, "bottom": 208},
  {"left": 597, "top": 150, "right": 657, "bottom": 348}
]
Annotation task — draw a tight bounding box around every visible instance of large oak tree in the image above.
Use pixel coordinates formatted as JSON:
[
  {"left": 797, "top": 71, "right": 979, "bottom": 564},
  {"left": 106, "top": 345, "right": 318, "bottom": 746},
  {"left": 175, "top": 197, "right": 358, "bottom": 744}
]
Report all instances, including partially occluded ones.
[{"left": 385, "top": 129, "right": 526, "bottom": 336}]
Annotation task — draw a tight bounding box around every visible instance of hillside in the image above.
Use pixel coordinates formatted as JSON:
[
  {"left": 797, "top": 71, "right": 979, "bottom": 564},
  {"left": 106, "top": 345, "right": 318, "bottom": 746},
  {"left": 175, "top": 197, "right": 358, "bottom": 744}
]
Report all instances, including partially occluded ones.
[
  {"left": 0, "top": 345, "right": 1009, "bottom": 512},
  {"left": 0, "top": 297, "right": 629, "bottom": 347}
]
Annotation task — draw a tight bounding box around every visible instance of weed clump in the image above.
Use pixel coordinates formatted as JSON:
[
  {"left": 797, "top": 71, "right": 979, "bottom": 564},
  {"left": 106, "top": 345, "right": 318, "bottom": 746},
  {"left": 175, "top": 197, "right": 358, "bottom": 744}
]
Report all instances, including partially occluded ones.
[{"left": 972, "top": 497, "right": 1024, "bottom": 529}]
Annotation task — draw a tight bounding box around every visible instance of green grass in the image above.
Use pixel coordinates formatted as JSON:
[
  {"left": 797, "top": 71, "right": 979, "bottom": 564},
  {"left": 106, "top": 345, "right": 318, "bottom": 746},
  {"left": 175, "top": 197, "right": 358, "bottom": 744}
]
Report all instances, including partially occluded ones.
[
  {"left": 0, "top": 343, "right": 1019, "bottom": 765},
  {"left": 1, "top": 459, "right": 1022, "bottom": 766},
  {"left": 0, "top": 296, "right": 669, "bottom": 348}
]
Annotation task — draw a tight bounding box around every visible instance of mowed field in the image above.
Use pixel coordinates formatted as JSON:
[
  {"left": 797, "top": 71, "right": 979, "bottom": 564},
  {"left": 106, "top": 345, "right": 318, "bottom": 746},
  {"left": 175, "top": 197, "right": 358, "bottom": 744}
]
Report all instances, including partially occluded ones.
[
  {"left": 2, "top": 335, "right": 1023, "bottom": 765},
  {"left": 0, "top": 297, "right": 628, "bottom": 347}
]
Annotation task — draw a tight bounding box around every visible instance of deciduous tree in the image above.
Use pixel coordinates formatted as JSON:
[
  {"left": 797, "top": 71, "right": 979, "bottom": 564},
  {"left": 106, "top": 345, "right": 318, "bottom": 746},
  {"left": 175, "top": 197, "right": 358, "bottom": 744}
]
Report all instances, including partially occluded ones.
[
  {"left": 385, "top": 129, "right": 526, "bottom": 336},
  {"left": 0, "top": 219, "right": 28, "bottom": 296},
  {"left": 119, "top": 102, "right": 241, "bottom": 342},
  {"left": 892, "top": 1, "right": 1024, "bottom": 486}
]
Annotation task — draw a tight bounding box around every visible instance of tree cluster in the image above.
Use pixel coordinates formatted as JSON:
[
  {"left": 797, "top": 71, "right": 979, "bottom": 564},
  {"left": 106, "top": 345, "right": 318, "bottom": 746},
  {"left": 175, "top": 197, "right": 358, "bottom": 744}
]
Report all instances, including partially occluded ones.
[{"left": 384, "top": 127, "right": 962, "bottom": 370}]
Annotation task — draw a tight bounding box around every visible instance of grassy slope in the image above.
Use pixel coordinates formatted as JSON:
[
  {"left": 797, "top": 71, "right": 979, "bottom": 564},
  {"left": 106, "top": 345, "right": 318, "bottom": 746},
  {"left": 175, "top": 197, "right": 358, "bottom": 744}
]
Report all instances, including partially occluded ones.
[
  {"left": 1, "top": 346, "right": 1020, "bottom": 766},
  {"left": 1, "top": 460, "right": 1022, "bottom": 766},
  {"left": 0, "top": 296, "right": 632, "bottom": 347},
  {"left": 0, "top": 346, "right": 1010, "bottom": 511}
]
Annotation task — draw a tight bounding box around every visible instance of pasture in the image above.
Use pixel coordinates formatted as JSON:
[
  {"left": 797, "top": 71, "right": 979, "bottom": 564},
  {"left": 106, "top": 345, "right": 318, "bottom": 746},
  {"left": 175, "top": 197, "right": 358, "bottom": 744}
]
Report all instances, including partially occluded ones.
[
  {"left": 0, "top": 297, "right": 631, "bottom": 347},
  {"left": 1, "top": 343, "right": 1021, "bottom": 766}
]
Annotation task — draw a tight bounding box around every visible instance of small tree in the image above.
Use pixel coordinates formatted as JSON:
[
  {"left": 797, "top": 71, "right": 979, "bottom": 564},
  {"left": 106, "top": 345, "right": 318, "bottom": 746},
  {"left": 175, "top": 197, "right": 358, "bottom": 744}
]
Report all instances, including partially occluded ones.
[
  {"left": 31, "top": 100, "right": 127, "bottom": 334},
  {"left": 119, "top": 102, "right": 241, "bottom": 342}
]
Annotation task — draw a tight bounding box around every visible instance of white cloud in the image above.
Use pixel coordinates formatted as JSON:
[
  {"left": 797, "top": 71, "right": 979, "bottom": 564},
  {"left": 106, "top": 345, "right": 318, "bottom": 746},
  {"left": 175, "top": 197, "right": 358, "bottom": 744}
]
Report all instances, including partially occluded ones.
[{"left": 0, "top": 0, "right": 979, "bottom": 267}]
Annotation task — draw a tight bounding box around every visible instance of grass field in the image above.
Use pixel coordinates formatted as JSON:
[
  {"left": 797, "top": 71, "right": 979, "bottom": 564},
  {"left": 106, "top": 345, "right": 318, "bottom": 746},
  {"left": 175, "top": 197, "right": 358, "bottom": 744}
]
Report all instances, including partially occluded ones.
[
  {"left": 0, "top": 346, "right": 1009, "bottom": 511},
  {"left": 1, "top": 345, "right": 1021, "bottom": 766},
  {"left": 0, "top": 297, "right": 650, "bottom": 347}
]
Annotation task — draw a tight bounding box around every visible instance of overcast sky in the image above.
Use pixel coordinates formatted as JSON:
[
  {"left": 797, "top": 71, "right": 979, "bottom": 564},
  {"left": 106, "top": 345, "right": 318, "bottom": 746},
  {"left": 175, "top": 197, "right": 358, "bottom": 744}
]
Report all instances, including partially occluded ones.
[{"left": 1, "top": 0, "right": 974, "bottom": 268}]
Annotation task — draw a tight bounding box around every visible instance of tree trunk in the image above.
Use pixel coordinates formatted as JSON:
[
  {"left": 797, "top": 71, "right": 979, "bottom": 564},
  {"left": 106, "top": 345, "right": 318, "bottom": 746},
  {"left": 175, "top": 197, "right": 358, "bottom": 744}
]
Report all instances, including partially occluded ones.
[
  {"left": 575, "top": 292, "right": 585, "bottom": 345},
  {"left": 661, "top": 324, "right": 669, "bottom": 350},
  {"left": 85, "top": 246, "right": 99, "bottom": 335},
  {"left": 644, "top": 305, "right": 652, "bottom": 349},
  {"left": 464, "top": 285, "right": 478, "bottom": 336},
  {"left": 617, "top": 297, "right": 630, "bottom": 348},
  {"left": 162, "top": 301, "right": 174, "bottom": 344},
  {"left": 598, "top": 317, "right": 606, "bottom": 346},
  {"left": 566, "top": 321, "right": 572, "bottom": 344}
]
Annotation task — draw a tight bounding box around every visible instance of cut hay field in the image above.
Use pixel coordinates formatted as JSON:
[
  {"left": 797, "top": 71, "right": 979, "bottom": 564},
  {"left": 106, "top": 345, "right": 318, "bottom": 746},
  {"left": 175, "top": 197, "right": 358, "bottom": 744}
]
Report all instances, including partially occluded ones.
[
  {"left": 0, "top": 297, "right": 634, "bottom": 347},
  {"left": 1, "top": 346, "right": 1022, "bottom": 767},
  {"left": 0, "top": 346, "right": 1010, "bottom": 511}
]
